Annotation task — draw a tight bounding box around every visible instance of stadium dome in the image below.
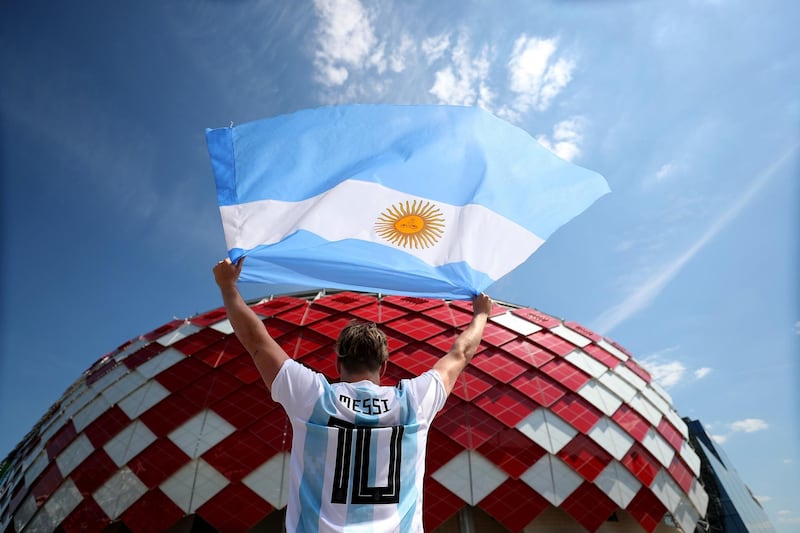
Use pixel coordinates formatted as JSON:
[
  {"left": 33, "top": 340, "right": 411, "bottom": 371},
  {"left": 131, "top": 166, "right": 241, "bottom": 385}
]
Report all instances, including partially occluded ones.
[{"left": 0, "top": 291, "right": 708, "bottom": 532}]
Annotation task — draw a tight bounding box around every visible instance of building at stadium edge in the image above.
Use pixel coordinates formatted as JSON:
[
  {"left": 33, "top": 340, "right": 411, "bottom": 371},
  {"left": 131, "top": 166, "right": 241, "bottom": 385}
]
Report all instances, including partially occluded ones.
[{"left": 0, "top": 290, "right": 775, "bottom": 532}]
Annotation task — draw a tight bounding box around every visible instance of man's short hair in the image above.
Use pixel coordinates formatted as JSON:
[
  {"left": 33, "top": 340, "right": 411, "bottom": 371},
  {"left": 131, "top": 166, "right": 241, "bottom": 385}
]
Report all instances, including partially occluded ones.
[{"left": 336, "top": 320, "right": 389, "bottom": 373}]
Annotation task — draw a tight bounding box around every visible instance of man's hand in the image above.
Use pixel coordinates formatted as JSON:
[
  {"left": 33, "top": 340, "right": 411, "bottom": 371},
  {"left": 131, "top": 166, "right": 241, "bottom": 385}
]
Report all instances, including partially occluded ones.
[
  {"left": 473, "top": 293, "right": 492, "bottom": 317},
  {"left": 214, "top": 257, "right": 244, "bottom": 290}
]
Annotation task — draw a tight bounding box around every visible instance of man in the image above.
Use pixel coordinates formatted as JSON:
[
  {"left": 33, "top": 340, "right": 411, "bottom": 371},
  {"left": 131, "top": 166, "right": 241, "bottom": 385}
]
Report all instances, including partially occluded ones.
[{"left": 213, "top": 258, "right": 492, "bottom": 532}]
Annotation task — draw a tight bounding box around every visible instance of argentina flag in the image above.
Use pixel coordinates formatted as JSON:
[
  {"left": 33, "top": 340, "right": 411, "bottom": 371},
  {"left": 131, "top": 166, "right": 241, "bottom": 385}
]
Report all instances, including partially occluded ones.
[{"left": 206, "top": 105, "right": 609, "bottom": 299}]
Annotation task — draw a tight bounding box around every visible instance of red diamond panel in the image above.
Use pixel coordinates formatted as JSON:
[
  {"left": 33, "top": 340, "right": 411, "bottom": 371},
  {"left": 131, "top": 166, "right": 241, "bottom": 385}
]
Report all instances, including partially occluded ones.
[
  {"left": 349, "top": 302, "right": 408, "bottom": 323},
  {"left": 61, "top": 498, "right": 111, "bottom": 532},
  {"left": 626, "top": 487, "right": 668, "bottom": 533},
  {"left": 511, "top": 370, "right": 567, "bottom": 407},
  {"left": 424, "top": 303, "right": 473, "bottom": 327},
  {"left": 31, "top": 462, "right": 63, "bottom": 501},
  {"left": 540, "top": 359, "right": 591, "bottom": 392},
  {"left": 204, "top": 430, "right": 279, "bottom": 481},
  {"left": 70, "top": 449, "right": 117, "bottom": 494},
  {"left": 120, "top": 488, "right": 184, "bottom": 533},
  {"left": 299, "top": 349, "right": 338, "bottom": 380},
  {"left": 248, "top": 410, "right": 292, "bottom": 453},
  {"left": 278, "top": 330, "right": 332, "bottom": 360},
  {"left": 474, "top": 386, "right": 534, "bottom": 427},
  {"left": 276, "top": 303, "right": 335, "bottom": 326},
  {"left": 123, "top": 342, "right": 167, "bottom": 370},
  {"left": 657, "top": 418, "right": 684, "bottom": 451},
  {"left": 622, "top": 443, "right": 661, "bottom": 487},
  {"left": 155, "top": 355, "right": 212, "bottom": 393},
  {"left": 426, "top": 428, "right": 464, "bottom": 473},
  {"left": 314, "top": 291, "right": 374, "bottom": 312},
  {"left": 84, "top": 405, "right": 132, "bottom": 448},
  {"left": 477, "top": 428, "right": 546, "bottom": 479},
  {"left": 449, "top": 298, "right": 504, "bottom": 317},
  {"left": 220, "top": 354, "right": 262, "bottom": 385},
  {"left": 501, "top": 338, "right": 555, "bottom": 368},
  {"left": 480, "top": 322, "right": 519, "bottom": 347},
  {"left": 195, "top": 337, "right": 247, "bottom": 369},
  {"left": 261, "top": 317, "right": 298, "bottom": 339},
  {"left": 198, "top": 482, "right": 273, "bottom": 532},
  {"left": 565, "top": 321, "right": 602, "bottom": 342},
  {"left": 668, "top": 455, "right": 694, "bottom": 493},
  {"left": 433, "top": 401, "right": 504, "bottom": 449},
  {"left": 424, "top": 331, "right": 458, "bottom": 353},
  {"left": 480, "top": 478, "right": 549, "bottom": 531},
  {"left": 450, "top": 366, "right": 497, "bottom": 402},
  {"left": 382, "top": 362, "right": 414, "bottom": 387},
  {"left": 529, "top": 331, "right": 576, "bottom": 356},
  {"left": 624, "top": 360, "right": 651, "bottom": 383},
  {"left": 46, "top": 421, "right": 77, "bottom": 460},
  {"left": 423, "top": 478, "right": 464, "bottom": 532},
  {"left": 582, "top": 344, "right": 621, "bottom": 369},
  {"left": 560, "top": 482, "right": 618, "bottom": 533},
  {"left": 612, "top": 404, "right": 651, "bottom": 442},
  {"left": 607, "top": 339, "right": 633, "bottom": 358},
  {"left": 387, "top": 343, "right": 439, "bottom": 375},
  {"left": 190, "top": 307, "right": 228, "bottom": 327},
  {"left": 472, "top": 348, "right": 527, "bottom": 383},
  {"left": 511, "top": 307, "right": 560, "bottom": 328},
  {"left": 212, "top": 383, "right": 276, "bottom": 430},
  {"left": 127, "top": 438, "right": 189, "bottom": 488},
  {"left": 173, "top": 328, "right": 226, "bottom": 356},
  {"left": 250, "top": 296, "right": 306, "bottom": 317},
  {"left": 384, "top": 295, "right": 445, "bottom": 312},
  {"left": 143, "top": 319, "right": 184, "bottom": 341},
  {"left": 310, "top": 313, "right": 353, "bottom": 340},
  {"left": 550, "top": 394, "right": 603, "bottom": 434},
  {"left": 557, "top": 434, "right": 613, "bottom": 482},
  {"left": 85, "top": 358, "right": 120, "bottom": 386},
  {"left": 139, "top": 392, "right": 202, "bottom": 437},
  {"left": 181, "top": 371, "right": 242, "bottom": 406},
  {"left": 384, "top": 315, "right": 448, "bottom": 342}
]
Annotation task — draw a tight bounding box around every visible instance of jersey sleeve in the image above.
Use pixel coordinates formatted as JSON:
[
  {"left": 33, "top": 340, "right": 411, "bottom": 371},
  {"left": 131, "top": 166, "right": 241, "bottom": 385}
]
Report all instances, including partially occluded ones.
[
  {"left": 404, "top": 369, "right": 448, "bottom": 422},
  {"left": 271, "top": 359, "right": 325, "bottom": 420}
]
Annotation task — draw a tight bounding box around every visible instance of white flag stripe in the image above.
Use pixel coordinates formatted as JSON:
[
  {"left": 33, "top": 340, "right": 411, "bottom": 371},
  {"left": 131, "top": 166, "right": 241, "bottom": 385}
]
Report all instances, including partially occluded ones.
[{"left": 220, "top": 179, "right": 544, "bottom": 280}]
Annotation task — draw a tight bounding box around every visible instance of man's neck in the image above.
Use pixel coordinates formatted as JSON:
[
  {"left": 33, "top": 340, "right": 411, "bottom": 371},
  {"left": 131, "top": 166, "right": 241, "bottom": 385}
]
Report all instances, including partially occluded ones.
[{"left": 340, "top": 370, "right": 381, "bottom": 385}]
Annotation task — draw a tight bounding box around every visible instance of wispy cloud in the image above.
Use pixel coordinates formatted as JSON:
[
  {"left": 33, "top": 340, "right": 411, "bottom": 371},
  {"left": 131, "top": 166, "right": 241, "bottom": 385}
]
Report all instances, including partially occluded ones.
[
  {"left": 777, "top": 510, "right": 800, "bottom": 525},
  {"left": 638, "top": 347, "right": 712, "bottom": 389},
  {"left": 428, "top": 33, "right": 495, "bottom": 108},
  {"left": 536, "top": 117, "right": 585, "bottom": 162},
  {"left": 591, "top": 142, "right": 800, "bottom": 334},
  {"left": 710, "top": 417, "right": 769, "bottom": 444}
]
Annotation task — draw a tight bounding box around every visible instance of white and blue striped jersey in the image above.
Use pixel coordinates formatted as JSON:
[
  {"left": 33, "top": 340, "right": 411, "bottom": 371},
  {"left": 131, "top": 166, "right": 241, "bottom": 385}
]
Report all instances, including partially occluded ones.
[{"left": 271, "top": 359, "right": 447, "bottom": 533}]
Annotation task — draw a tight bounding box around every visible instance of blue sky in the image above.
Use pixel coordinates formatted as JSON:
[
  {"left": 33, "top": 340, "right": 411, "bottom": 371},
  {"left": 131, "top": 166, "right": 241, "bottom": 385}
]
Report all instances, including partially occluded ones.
[{"left": 1, "top": 0, "right": 797, "bottom": 530}]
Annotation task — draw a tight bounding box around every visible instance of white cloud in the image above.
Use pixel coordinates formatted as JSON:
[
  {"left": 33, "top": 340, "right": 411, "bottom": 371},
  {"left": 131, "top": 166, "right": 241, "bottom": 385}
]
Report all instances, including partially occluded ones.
[
  {"left": 778, "top": 510, "right": 800, "bottom": 524},
  {"left": 497, "top": 35, "right": 575, "bottom": 121},
  {"left": 711, "top": 433, "right": 728, "bottom": 444},
  {"left": 421, "top": 33, "right": 451, "bottom": 64},
  {"left": 640, "top": 356, "right": 686, "bottom": 388},
  {"left": 389, "top": 34, "right": 415, "bottom": 73},
  {"left": 591, "top": 142, "right": 800, "bottom": 333},
  {"left": 730, "top": 418, "right": 768, "bottom": 433},
  {"left": 694, "top": 367, "right": 712, "bottom": 379},
  {"left": 535, "top": 117, "right": 584, "bottom": 162},
  {"left": 755, "top": 495, "right": 772, "bottom": 503},
  {"left": 429, "top": 34, "right": 494, "bottom": 108},
  {"left": 313, "top": 0, "right": 380, "bottom": 86}
]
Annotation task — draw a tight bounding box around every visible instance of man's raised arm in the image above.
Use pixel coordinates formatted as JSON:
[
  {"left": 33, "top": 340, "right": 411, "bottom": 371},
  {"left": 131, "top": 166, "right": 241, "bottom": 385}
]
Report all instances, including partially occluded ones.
[
  {"left": 433, "top": 293, "right": 493, "bottom": 395},
  {"left": 213, "top": 258, "right": 289, "bottom": 390}
]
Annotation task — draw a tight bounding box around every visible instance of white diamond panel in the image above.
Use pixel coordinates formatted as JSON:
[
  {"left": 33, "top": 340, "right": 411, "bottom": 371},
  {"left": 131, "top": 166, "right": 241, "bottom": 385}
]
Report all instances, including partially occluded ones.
[
  {"left": 243, "top": 452, "right": 290, "bottom": 509},
  {"left": 596, "top": 339, "right": 629, "bottom": 361},
  {"left": 521, "top": 454, "right": 582, "bottom": 506},
  {"left": 587, "top": 417, "right": 634, "bottom": 461},
  {"left": 210, "top": 319, "right": 235, "bottom": 335},
  {"left": 641, "top": 386, "right": 670, "bottom": 417},
  {"left": 516, "top": 409, "right": 577, "bottom": 454},
  {"left": 73, "top": 394, "right": 111, "bottom": 432},
  {"left": 56, "top": 434, "right": 94, "bottom": 476},
  {"left": 490, "top": 312, "right": 542, "bottom": 336},
  {"left": 431, "top": 450, "right": 507, "bottom": 505},
  {"left": 104, "top": 420, "right": 157, "bottom": 467},
  {"left": 680, "top": 441, "right": 702, "bottom": 477},
  {"left": 93, "top": 467, "right": 147, "bottom": 519},
  {"left": 650, "top": 470, "right": 682, "bottom": 514},
  {"left": 113, "top": 339, "right": 148, "bottom": 363},
  {"left": 550, "top": 324, "right": 591, "bottom": 348},
  {"left": 161, "top": 459, "right": 229, "bottom": 513},
  {"left": 577, "top": 381, "right": 623, "bottom": 416},
  {"left": 137, "top": 347, "right": 185, "bottom": 379},
  {"left": 168, "top": 409, "right": 235, "bottom": 459},
  {"left": 565, "top": 350, "right": 607, "bottom": 378},
  {"left": 641, "top": 428, "right": 675, "bottom": 468},
  {"left": 615, "top": 365, "right": 647, "bottom": 391},
  {"left": 118, "top": 380, "right": 170, "bottom": 419},
  {"left": 89, "top": 363, "right": 129, "bottom": 395},
  {"left": 598, "top": 371, "right": 637, "bottom": 403},
  {"left": 13, "top": 494, "right": 36, "bottom": 532},
  {"left": 628, "top": 393, "right": 662, "bottom": 427},
  {"left": 650, "top": 381, "right": 673, "bottom": 405},
  {"left": 688, "top": 478, "right": 709, "bottom": 515},
  {"left": 156, "top": 323, "right": 201, "bottom": 346},
  {"left": 594, "top": 461, "right": 641, "bottom": 508},
  {"left": 23, "top": 451, "right": 49, "bottom": 487},
  {"left": 674, "top": 497, "right": 701, "bottom": 533},
  {"left": 101, "top": 370, "right": 146, "bottom": 406},
  {"left": 61, "top": 386, "right": 95, "bottom": 422},
  {"left": 43, "top": 479, "right": 82, "bottom": 528},
  {"left": 666, "top": 409, "right": 689, "bottom": 439}
]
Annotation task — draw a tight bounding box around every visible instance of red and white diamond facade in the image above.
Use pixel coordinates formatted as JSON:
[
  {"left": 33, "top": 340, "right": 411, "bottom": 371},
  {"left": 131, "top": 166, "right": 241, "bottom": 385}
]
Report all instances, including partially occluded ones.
[{"left": 0, "top": 291, "right": 708, "bottom": 532}]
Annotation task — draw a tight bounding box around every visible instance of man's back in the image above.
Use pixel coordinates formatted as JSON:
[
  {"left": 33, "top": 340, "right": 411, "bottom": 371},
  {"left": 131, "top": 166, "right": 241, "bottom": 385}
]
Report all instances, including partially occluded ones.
[{"left": 272, "top": 359, "right": 447, "bottom": 532}]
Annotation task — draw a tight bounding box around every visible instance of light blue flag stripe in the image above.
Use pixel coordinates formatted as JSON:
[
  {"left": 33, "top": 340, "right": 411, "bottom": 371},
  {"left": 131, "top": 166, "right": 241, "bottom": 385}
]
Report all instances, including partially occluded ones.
[{"left": 206, "top": 105, "right": 609, "bottom": 298}]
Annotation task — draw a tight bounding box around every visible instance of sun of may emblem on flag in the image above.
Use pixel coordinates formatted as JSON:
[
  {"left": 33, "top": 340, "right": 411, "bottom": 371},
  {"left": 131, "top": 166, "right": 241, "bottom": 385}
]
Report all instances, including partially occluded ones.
[{"left": 375, "top": 199, "right": 445, "bottom": 249}]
